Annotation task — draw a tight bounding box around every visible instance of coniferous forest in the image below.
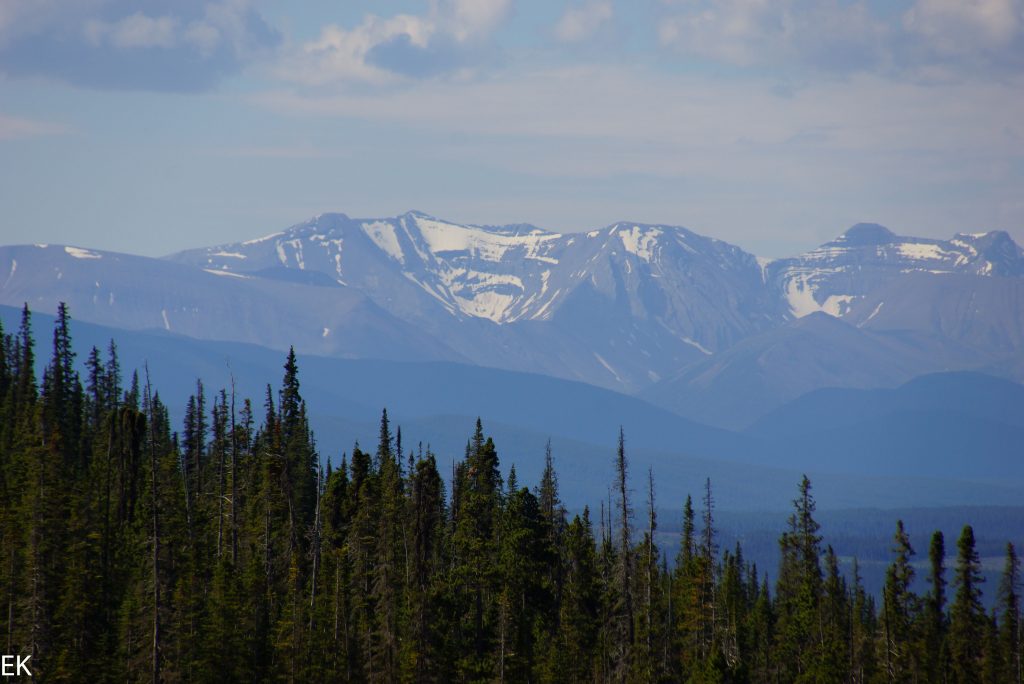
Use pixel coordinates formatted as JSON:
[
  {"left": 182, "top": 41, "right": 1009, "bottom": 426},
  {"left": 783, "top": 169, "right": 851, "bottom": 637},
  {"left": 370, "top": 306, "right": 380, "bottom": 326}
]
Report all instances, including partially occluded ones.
[{"left": 1, "top": 303, "right": 1022, "bottom": 683}]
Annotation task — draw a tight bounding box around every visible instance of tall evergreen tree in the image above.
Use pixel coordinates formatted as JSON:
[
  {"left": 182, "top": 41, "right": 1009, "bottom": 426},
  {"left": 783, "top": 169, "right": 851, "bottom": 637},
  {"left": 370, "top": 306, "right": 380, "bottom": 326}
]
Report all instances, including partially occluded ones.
[
  {"left": 950, "top": 525, "right": 986, "bottom": 684},
  {"left": 923, "top": 530, "right": 949, "bottom": 682},
  {"left": 774, "top": 475, "right": 823, "bottom": 681},
  {"left": 612, "top": 426, "right": 634, "bottom": 681},
  {"left": 999, "top": 542, "right": 1022, "bottom": 684},
  {"left": 2, "top": 306, "right": 1022, "bottom": 683},
  {"left": 882, "top": 519, "right": 918, "bottom": 681}
]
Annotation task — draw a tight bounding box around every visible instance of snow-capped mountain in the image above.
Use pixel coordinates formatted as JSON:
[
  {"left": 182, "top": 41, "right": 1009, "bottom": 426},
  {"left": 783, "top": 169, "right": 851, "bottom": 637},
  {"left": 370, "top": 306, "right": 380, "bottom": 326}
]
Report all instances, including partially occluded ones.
[
  {"left": 0, "top": 243, "right": 462, "bottom": 363},
  {"left": 167, "top": 211, "right": 787, "bottom": 389},
  {"left": 170, "top": 211, "right": 780, "bottom": 332},
  {"left": 2, "top": 212, "right": 1022, "bottom": 413},
  {"left": 767, "top": 223, "right": 1024, "bottom": 318}
]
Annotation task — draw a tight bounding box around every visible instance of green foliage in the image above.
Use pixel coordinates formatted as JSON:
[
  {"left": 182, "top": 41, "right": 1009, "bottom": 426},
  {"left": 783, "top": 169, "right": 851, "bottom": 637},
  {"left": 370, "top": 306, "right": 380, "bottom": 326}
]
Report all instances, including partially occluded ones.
[{"left": 0, "top": 303, "right": 1016, "bottom": 683}]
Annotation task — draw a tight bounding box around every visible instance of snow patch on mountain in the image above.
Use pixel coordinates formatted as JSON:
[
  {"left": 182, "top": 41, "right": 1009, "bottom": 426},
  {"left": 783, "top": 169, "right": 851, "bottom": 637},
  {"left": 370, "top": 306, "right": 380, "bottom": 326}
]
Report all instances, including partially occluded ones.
[
  {"left": 619, "top": 225, "right": 662, "bottom": 262},
  {"left": 414, "top": 215, "right": 559, "bottom": 263},
  {"left": 859, "top": 301, "right": 884, "bottom": 327},
  {"left": 65, "top": 246, "right": 101, "bottom": 260},
  {"left": 785, "top": 273, "right": 822, "bottom": 317},
  {"left": 362, "top": 221, "right": 405, "bottom": 264},
  {"left": 243, "top": 231, "right": 283, "bottom": 245},
  {"left": 682, "top": 337, "right": 712, "bottom": 355},
  {"left": 593, "top": 352, "right": 623, "bottom": 383},
  {"left": 203, "top": 268, "right": 250, "bottom": 279},
  {"left": 821, "top": 294, "right": 858, "bottom": 317},
  {"left": 894, "top": 242, "right": 953, "bottom": 261}
]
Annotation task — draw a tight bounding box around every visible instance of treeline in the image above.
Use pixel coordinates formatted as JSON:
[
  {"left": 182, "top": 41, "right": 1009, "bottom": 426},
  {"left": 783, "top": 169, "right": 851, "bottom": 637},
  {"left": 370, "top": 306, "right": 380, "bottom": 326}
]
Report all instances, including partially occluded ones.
[{"left": 0, "top": 303, "right": 1021, "bottom": 683}]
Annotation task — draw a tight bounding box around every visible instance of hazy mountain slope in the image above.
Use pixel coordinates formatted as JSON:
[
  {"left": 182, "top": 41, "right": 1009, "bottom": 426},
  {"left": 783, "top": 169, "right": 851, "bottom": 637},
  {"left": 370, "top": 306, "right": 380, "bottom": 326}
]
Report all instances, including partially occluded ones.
[
  {"left": 741, "top": 372, "right": 1024, "bottom": 480},
  {"left": 167, "top": 212, "right": 787, "bottom": 390},
  {"left": 0, "top": 304, "right": 750, "bottom": 460},
  {"left": 749, "top": 372, "right": 1024, "bottom": 439},
  {"left": 639, "top": 312, "right": 983, "bottom": 429},
  {"left": 760, "top": 410, "right": 1024, "bottom": 479},
  {"left": 845, "top": 272, "right": 1024, "bottom": 354},
  {"left": 164, "top": 213, "right": 1024, "bottom": 399},
  {"left": 0, "top": 244, "right": 461, "bottom": 363},
  {"left": 5, "top": 213, "right": 1023, "bottom": 404},
  {"left": 7, "top": 305, "right": 1022, "bottom": 510}
]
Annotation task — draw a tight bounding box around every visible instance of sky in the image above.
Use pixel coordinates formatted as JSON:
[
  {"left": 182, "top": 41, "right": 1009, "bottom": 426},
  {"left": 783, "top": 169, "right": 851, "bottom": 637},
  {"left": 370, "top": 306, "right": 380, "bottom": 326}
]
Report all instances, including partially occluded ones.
[{"left": 0, "top": 0, "right": 1022, "bottom": 259}]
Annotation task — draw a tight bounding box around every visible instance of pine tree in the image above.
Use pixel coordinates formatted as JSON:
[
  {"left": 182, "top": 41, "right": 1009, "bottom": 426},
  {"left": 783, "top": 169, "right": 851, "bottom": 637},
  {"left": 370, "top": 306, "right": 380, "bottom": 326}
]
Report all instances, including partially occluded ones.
[
  {"left": 403, "top": 449, "right": 447, "bottom": 681},
  {"left": 372, "top": 408, "right": 404, "bottom": 680},
  {"left": 697, "top": 477, "right": 717, "bottom": 664},
  {"left": 673, "top": 494, "right": 701, "bottom": 676},
  {"left": 450, "top": 418, "right": 503, "bottom": 680},
  {"left": 922, "top": 530, "right": 948, "bottom": 682},
  {"left": 104, "top": 339, "right": 121, "bottom": 413},
  {"left": 498, "top": 475, "right": 546, "bottom": 681},
  {"left": 559, "top": 508, "right": 600, "bottom": 682},
  {"left": 882, "top": 519, "right": 918, "bottom": 681},
  {"left": 820, "top": 545, "right": 850, "bottom": 682},
  {"left": 85, "top": 346, "right": 105, "bottom": 431},
  {"left": 535, "top": 437, "right": 565, "bottom": 671},
  {"left": 606, "top": 427, "right": 634, "bottom": 681},
  {"left": 999, "top": 542, "right": 1022, "bottom": 684},
  {"left": 849, "top": 558, "right": 878, "bottom": 684},
  {"left": 3, "top": 312, "right": 1023, "bottom": 682},
  {"left": 950, "top": 525, "right": 986, "bottom": 683},
  {"left": 774, "top": 475, "right": 823, "bottom": 681},
  {"left": 41, "top": 302, "right": 83, "bottom": 466},
  {"left": 633, "top": 469, "right": 665, "bottom": 682}
]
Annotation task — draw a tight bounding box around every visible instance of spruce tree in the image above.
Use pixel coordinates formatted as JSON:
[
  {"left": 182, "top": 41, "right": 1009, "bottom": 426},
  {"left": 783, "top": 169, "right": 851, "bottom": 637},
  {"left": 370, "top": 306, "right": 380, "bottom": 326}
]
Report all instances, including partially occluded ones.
[
  {"left": 774, "top": 475, "right": 823, "bottom": 681},
  {"left": 999, "top": 542, "right": 1022, "bottom": 684},
  {"left": 950, "top": 525, "right": 986, "bottom": 683},
  {"left": 882, "top": 519, "right": 918, "bottom": 681},
  {"left": 611, "top": 426, "right": 634, "bottom": 681},
  {"left": 923, "top": 530, "right": 949, "bottom": 682}
]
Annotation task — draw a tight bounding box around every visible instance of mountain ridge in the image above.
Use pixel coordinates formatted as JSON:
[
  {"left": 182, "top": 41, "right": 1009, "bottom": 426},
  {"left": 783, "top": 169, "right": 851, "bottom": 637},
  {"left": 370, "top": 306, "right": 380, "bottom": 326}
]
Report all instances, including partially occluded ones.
[{"left": 3, "top": 211, "right": 1023, "bottom": 416}]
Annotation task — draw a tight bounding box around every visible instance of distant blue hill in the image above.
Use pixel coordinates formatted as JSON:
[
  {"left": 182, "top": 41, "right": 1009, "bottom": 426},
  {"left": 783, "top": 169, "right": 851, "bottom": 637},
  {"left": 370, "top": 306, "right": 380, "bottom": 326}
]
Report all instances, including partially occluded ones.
[
  {"left": 5, "top": 304, "right": 1023, "bottom": 511},
  {"left": 750, "top": 371, "right": 1024, "bottom": 437},
  {"left": 750, "top": 372, "right": 1024, "bottom": 478}
]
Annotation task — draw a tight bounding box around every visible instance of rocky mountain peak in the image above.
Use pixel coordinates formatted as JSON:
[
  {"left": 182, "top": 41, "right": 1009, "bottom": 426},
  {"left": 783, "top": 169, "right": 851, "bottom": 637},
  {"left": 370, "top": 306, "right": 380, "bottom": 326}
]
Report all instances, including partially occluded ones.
[{"left": 833, "top": 223, "right": 897, "bottom": 246}]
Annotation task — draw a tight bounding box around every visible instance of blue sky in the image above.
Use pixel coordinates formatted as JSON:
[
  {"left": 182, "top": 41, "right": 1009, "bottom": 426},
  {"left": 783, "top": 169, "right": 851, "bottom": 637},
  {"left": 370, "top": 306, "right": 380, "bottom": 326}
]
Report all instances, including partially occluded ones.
[{"left": 1, "top": 0, "right": 1022, "bottom": 258}]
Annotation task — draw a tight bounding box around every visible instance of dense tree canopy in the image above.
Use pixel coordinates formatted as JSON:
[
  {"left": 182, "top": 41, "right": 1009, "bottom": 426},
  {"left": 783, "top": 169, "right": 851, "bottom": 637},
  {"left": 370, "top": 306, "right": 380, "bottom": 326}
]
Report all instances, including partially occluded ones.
[{"left": 0, "top": 304, "right": 1020, "bottom": 682}]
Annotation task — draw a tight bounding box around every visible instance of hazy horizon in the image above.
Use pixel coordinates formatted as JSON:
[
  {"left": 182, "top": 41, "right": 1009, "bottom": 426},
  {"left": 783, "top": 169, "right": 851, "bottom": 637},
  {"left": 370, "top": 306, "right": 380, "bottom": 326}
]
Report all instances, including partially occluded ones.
[{"left": 2, "top": 0, "right": 1022, "bottom": 258}]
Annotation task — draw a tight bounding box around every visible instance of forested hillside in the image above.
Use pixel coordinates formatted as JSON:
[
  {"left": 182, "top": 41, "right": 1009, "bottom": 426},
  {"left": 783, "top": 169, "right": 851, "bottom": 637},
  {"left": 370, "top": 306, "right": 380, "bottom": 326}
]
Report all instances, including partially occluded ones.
[{"left": 1, "top": 304, "right": 1021, "bottom": 682}]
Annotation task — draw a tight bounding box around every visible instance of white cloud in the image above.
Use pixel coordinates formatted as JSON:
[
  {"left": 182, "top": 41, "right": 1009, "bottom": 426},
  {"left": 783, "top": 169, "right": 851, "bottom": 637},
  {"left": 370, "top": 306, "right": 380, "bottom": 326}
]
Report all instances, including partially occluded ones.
[
  {"left": 275, "top": 0, "right": 513, "bottom": 86},
  {"left": 277, "top": 14, "right": 436, "bottom": 86},
  {"left": 903, "top": 0, "right": 1023, "bottom": 55},
  {"left": 251, "top": 64, "right": 1024, "bottom": 246},
  {"left": 555, "top": 0, "right": 613, "bottom": 42},
  {"left": 657, "top": 0, "right": 1024, "bottom": 77},
  {"left": 0, "top": 0, "right": 279, "bottom": 90},
  {"left": 254, "top": 65, "right": 1024, "bottom": 163},
  {"left": 658, "top": 0, "right": 888, "bottom": 70},
  {"left": 85, "top": 12, "right": 179, "bottom": 49},
  {"left": 445, "top": 0, "right": 513, "bottom": 43}
]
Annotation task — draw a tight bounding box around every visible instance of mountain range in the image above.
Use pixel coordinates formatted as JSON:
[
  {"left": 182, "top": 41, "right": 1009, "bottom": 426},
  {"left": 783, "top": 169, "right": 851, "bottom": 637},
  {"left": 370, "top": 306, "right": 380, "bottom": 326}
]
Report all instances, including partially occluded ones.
[{"left": 3, "top": 210, "right": 1022, "bottom": 430}]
